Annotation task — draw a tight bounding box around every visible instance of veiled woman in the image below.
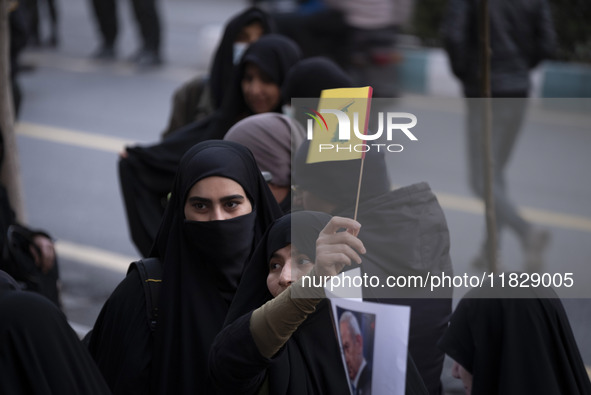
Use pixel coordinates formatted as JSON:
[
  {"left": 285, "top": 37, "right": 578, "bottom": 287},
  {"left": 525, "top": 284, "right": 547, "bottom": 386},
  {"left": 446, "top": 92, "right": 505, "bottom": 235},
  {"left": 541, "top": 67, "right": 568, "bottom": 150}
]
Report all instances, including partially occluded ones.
[
  {"left": 120, "top": 34, "right": 302, "bottom": 257},
  {"left": 161, "top": 6, "right": 273, "bottom": 137},
  {"left": 89, "top": 141, "right": 283, "bottom": 394},
  {"left": 210, "top": 212, "right": 429, "bottom": 394}
]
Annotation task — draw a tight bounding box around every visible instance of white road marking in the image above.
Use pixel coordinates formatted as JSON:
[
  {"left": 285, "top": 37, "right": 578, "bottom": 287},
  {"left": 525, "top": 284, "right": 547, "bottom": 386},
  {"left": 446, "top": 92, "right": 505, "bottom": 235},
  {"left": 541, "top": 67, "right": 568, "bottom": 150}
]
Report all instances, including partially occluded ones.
[
  {"left": 16, "top": 122, "right": 136, "bottom": 153},
  {"left": 55, "top": 239, "right": 137, "bottom": 274}
]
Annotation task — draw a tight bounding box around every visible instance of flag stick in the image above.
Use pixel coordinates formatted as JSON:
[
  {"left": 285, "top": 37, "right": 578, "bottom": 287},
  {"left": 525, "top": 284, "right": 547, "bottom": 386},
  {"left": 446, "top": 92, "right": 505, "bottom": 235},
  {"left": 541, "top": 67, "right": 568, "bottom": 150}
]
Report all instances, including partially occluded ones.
[{"left": 353, "top": 155, "right": 365, "bottom": 221}]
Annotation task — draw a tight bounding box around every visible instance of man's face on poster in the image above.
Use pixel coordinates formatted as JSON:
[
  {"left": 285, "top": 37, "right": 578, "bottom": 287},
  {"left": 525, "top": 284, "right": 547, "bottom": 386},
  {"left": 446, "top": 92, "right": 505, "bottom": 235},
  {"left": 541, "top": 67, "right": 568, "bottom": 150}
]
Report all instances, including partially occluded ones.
[{"left": 340, "top": 320, "right": 364, "bottom": 380}]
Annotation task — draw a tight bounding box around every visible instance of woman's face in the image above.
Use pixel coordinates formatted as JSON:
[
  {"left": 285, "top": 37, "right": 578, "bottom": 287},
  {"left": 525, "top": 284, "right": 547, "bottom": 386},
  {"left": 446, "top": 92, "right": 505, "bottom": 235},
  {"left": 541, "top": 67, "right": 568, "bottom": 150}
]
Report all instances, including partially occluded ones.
[
  {"left": 184, "top": 176, "right": 252, "bottom": 221},
  {"left": 236, "top": 21, "right": 264, "bottom": 44},
  {"left": 266, "top": 244, "right": 314, "bottom": 297},
  {"left": 242, "top": 63, "right": 281, "bottom": 114},
  {"left": 451, "top": 360, "right": 473, "bottom": 395}
]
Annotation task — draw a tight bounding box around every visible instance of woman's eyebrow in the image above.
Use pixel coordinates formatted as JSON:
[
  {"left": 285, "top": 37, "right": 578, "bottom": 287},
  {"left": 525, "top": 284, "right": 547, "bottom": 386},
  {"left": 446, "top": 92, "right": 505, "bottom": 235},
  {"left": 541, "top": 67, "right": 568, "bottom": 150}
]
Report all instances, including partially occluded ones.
[
  {"left": 219, "top": 195, "right": 245, "bottom": 203},
  {"left": 186, "top": 195, "right": 244, "bottom": 204},
  {"left": 187, "top": 196, "right": 211, "bottom": 204}
]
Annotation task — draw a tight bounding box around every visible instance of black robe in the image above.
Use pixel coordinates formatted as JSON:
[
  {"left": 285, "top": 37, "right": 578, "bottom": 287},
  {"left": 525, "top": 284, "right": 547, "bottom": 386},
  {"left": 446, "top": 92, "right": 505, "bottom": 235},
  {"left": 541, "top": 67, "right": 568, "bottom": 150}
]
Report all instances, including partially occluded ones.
[
  {"left": 120, "top": 34, "right": 302, "bottom": 257},
  {"left": 89, "top": 141, "right": 283, "bottom": 394},
  {"left": 0, "top": 282, "right": 111, "bottom": 394},
  {"left": 212, "top": 212, "right": 429, "bottom": 394},
  {"left": 439, "top": 284, "right": 591, "bottom": 394}
]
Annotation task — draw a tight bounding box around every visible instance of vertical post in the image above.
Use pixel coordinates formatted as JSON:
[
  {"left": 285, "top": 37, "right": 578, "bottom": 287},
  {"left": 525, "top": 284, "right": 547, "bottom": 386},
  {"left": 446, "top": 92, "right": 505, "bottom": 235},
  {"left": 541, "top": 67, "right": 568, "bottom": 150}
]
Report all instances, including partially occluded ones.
[
  {"left": 479, "top": 0, "right": 497, "bottom": 273},
  {"left": 0, "top": 0, "right": 26, "bottom": 222}
]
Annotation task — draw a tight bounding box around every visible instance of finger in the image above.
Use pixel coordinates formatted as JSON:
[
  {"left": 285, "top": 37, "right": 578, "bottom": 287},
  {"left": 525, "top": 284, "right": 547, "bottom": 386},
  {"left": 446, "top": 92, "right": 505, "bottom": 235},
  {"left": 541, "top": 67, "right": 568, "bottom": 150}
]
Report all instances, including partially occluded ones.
[
  {"left": 317, "top": 231, "right": 366, "bottom": 255},
  {"left": 321, "top": 216, "right": 361, "bottom": 236},
  {"left": 29, "top": 245, "right": 41, "bottom": 267},
  {"left": 316, "top": 243, "right": 362, "bottom": 265},
  {"left": 41, "top": 248, "right": 56, "bottom": 273}
]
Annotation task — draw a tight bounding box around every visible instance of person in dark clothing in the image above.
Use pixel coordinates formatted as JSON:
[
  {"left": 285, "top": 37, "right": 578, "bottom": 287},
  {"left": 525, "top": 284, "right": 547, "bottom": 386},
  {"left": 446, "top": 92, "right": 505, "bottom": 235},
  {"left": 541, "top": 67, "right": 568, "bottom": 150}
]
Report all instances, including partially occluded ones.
[
  {"left": 0, "top": 271, "right": 110, "bottom": 395},
  {"left": 224, "top": 113, "right": 305, "bottom": 213},
  {"left": 23, "top": 0, "right": 58, "bottom": 47},
  {"left": 211, "top": 211, "right": 429, "bottom": 394},
  {"left": 88, "top": 140, "right": 282, "bottom": 394},
  {"left": 209, "top": 212, "right": 360, "bottom": 395},
  {"left": 441, "top": 0, "right": 557, "bottom": 272},
  {"left": 119, "top": 34, "right": 301, "bottom": 257},
  {"left": 90, "top": 0, "right": 162, "bottom": 66},
  {"left": 162, "top": 7, "right": 273, "bottom": 138},
  {"left": 439, "top": 282, "right": 591, "bottom": 395},
  {"left": 0, "top": 132, "right": 61, "bottom": 306},
  {"left": 294, "top": 141, "right": 453, "bottom": 395},
  {"left": 9, "top": 1, "right": 29, "bottom": 117}
]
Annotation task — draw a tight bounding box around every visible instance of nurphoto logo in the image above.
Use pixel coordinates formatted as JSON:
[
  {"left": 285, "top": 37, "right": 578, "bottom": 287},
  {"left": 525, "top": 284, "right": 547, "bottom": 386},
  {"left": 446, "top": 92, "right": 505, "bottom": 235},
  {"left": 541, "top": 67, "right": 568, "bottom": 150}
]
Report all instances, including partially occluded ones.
[{"left": 305, "top": 105, "right": 418, "bottom": 154}]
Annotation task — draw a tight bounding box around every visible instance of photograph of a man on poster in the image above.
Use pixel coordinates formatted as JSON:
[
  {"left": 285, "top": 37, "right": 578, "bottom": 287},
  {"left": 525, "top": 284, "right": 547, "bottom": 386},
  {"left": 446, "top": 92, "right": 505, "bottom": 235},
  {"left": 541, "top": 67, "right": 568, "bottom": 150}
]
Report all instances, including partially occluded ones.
[{"left": 338, "top": 308, "right": 376, "bottom": 395}]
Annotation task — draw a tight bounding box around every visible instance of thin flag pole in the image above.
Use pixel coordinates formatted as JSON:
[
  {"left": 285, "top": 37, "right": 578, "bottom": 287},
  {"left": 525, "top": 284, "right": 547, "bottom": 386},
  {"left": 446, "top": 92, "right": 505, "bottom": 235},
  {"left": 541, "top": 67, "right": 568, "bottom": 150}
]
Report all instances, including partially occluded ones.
[
  {"left": 353, "top": 88, "right": 373, "bottom": 222},
  {"left": 353, "top": 157, "right": 365, "bottom": 221}
]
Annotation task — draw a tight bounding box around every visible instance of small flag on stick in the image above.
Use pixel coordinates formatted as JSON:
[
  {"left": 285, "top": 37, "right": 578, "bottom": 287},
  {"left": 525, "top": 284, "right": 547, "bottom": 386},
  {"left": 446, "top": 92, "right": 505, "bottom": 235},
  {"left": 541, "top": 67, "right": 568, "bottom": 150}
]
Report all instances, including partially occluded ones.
[{"left": 306, "top": 86, "right": 373, "bottom": 164}]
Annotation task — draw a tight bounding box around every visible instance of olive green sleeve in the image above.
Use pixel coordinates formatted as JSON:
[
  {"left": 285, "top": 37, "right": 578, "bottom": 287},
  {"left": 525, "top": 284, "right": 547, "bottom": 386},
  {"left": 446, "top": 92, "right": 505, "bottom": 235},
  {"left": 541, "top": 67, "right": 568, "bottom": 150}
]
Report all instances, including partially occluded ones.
[{"left": 249, "top": 269, "right": 326, "bottom": 358}]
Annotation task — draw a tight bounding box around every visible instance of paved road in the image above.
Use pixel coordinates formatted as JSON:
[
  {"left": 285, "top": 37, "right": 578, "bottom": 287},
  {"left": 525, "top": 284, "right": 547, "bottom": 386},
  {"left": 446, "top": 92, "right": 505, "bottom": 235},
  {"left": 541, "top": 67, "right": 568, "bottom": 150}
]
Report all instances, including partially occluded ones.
[{"left": 12, "top": 0, "right": 591, "bottom": 391}]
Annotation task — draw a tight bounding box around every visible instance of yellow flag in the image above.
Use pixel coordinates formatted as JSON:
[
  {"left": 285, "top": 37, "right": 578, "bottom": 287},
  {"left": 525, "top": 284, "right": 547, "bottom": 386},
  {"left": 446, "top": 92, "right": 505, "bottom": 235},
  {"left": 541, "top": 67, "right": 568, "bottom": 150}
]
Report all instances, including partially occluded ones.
[{"left": 306, "top": 86, "right": 373, "bottom": 164}]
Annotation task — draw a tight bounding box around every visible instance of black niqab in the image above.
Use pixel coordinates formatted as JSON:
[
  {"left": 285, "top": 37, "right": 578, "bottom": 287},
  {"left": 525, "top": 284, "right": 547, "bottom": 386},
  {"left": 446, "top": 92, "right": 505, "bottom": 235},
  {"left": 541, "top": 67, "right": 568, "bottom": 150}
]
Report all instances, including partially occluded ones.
[
  {"left": 439, "top": 285, "right": 591, "bottom": 395},
  {"left": 150, "top": 140, "right": 282, "bottom": 394}
]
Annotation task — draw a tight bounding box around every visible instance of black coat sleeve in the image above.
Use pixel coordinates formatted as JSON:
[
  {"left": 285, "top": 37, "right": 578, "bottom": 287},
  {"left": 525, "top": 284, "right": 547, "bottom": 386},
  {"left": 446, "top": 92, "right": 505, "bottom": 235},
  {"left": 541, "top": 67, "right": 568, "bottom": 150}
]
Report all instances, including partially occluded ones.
[
  {"left": 209, "top": 312, "right": 278, "bottom": 395},
  {"left": 87, "top": 269, "right": 153, "bottom": 395}
]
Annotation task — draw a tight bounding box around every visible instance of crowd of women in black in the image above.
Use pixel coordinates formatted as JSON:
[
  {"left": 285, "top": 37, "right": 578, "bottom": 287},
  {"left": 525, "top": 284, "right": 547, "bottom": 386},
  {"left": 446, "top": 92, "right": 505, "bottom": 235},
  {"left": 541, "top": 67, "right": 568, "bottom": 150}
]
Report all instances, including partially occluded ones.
[{"left": 1, "top": 5, "right": 590, "bottom": 395}]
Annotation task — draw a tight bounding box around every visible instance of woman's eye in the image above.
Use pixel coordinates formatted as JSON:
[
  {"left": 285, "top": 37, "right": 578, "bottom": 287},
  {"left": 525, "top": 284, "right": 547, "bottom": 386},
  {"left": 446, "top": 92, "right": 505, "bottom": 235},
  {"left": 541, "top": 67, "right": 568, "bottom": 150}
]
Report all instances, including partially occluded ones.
[
  {"left": 194, "top": 202, "right": 207, "bottom": 210},
  {"left": 269, "top": 262, "right": 281, "bottom": 271},
  {"left": 259, "top": 73, "right": 273, "bottom": 84},
  {"left": 225, "top": 201, "right": 240, "bottom": 209}
]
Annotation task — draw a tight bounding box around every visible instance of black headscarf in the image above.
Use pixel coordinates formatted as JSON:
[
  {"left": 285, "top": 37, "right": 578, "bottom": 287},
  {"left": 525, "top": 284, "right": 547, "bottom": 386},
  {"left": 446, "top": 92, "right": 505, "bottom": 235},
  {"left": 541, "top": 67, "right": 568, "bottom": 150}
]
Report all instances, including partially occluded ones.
[
  {"left": 0, "top": 288, "right": 111, "bottom": 394},
  {"left": 222, "top": 211, "right": 353, "bottom": 394},
  {"left": 120, "top": 34, "right": 301, "bottom": 257},
  {"left": 281, "top": 56, "right": 354, "bottom": 129},
  {"left": 439, "top": 284, "right": 591, "bottom": 395},
  {"left": 217, "top": 33, "right": 303, "bottom": 130},
  {"left": 149, "top": 140, "right": 282, "bottom": 394},
  {"left": 225, "top": 210, "right": 331, "bottom": 325},
  {"left": 282, "top": 56, "right": 354, "bottom": 102},
  {"left": 209, "top": 7, "right": 273, "bottom": 109}
]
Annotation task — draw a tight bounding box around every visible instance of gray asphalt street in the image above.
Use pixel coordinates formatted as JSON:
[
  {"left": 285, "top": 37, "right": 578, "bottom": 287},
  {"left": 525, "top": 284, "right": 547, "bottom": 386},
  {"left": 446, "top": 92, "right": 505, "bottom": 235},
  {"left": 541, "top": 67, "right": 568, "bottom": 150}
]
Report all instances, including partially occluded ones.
[{"left": 11, "top": 0, "right": 591, "bottom": 391}]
